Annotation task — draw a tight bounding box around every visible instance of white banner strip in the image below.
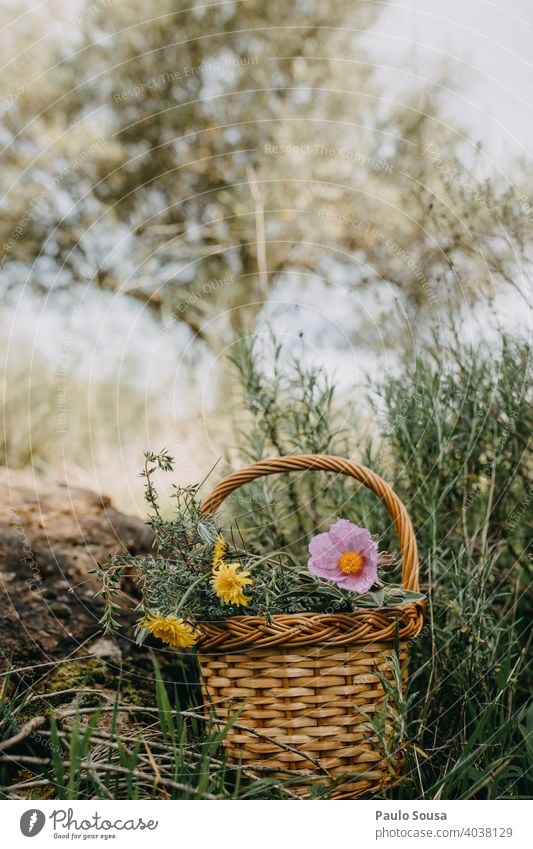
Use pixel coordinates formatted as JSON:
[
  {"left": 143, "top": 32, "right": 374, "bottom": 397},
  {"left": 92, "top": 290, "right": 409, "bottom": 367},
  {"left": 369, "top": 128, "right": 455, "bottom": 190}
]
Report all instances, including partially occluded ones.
[{"left": 2, "top": 799, "right": 529, "bottom": 849}]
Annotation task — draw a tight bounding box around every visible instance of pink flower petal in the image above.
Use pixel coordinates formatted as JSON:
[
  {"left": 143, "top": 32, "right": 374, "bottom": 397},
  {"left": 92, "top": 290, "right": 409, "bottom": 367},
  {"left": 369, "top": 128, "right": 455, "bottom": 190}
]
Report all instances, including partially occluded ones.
[
  {"left": 309, "top": 532, "right": 337, "bottom": 558},
  {"left": 309, "top": 559, "right": 340, "bottom": 580},
  {"left": 309, "top": 550, "right": 339, "bottom": 571},
  {"left": 328, "top": 520, "right": 374, "bottom": 555},
  {"left": 307, "top": 518, "right": 379, "bottom": 595}
]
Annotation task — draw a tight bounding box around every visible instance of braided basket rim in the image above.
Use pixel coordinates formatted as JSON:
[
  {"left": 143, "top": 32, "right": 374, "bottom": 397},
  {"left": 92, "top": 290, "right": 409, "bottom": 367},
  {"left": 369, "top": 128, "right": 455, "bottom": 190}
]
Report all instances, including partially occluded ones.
[{"left": 196, "top": 601, "right": 424, "bottom": 651}]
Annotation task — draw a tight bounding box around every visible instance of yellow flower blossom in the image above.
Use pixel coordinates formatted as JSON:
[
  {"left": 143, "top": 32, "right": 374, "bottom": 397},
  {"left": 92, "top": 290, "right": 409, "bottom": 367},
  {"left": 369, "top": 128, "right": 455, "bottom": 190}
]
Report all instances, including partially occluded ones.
[
  {"left": 212, "top": 533, "right": 228, "bottom": 571},
  {"left": 212, "top": 562, "right": 253, "bottom": 606},
  {"left": 140, "top": 613, "right": 197, "bottom": 647}
]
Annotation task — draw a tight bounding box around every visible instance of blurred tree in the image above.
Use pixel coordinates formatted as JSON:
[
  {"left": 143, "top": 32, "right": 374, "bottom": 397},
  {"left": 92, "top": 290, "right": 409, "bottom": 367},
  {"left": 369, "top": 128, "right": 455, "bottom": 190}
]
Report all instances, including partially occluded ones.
[{"left": 1, "top": 0, "right": 531, "bottom": 353}]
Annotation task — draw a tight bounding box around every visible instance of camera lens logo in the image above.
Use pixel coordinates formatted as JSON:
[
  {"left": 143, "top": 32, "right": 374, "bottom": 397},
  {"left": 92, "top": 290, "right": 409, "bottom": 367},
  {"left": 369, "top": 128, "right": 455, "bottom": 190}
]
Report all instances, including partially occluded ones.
[{"left": 20, "top": 810, "right": 46, "bottom": 837}]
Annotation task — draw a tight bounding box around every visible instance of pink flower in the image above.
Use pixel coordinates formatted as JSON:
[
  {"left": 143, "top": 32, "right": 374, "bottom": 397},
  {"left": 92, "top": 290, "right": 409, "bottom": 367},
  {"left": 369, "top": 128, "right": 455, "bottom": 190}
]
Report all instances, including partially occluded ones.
[{"left": 308, "top": 518, "right": 378, "bottom": 593}]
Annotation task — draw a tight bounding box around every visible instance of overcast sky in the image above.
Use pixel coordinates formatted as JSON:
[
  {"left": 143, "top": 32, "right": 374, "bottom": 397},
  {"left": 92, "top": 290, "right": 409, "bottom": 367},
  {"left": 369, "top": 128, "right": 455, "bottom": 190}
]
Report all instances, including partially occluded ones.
[{"left": 375, "top": 0, "right": 533, "bottom": 163}]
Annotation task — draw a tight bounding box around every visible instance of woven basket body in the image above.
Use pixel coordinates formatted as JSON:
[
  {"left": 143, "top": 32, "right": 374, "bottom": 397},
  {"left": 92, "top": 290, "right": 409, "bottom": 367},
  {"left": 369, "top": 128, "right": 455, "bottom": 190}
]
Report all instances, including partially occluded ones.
[{"left": 198, "top": 455, "right": 424, "bottom": 798}]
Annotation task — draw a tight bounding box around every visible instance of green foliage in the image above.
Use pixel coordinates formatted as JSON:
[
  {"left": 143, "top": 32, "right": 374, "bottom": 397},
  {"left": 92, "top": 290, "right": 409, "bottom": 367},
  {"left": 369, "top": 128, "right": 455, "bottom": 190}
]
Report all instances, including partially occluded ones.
[
  {"left": 374, "top": 333, "right": 532, "bottom": 799},
  {"left": 2, "top": 2, "right": 531, "bottom": 352},
  {"left": 97, "top": 445, "right": 420, "bottom": 635},
  {"left": 5, "top": 333, "right": 529, "bottom": 801},
  {"left": 376, "top": 331, "right": 532, "bottom": 562},
  {"left": 227, "top": 334, "right": 395, "bottom": 562},
  {"left": 95, "top": 331, "right": 531, "bottom": 800},
  {"left": 0, "top": 660, "right": 294, "bottom": 800},
  {"left": 220, "top": 332, "right": 532, "bottom": 798}
]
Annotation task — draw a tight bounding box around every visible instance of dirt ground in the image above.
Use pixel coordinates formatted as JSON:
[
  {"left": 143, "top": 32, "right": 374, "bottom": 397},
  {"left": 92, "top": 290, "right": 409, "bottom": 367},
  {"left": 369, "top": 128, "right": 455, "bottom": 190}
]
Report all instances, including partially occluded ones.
[{"left": 0, "top": 466, "right": 155, "bottom": 675}]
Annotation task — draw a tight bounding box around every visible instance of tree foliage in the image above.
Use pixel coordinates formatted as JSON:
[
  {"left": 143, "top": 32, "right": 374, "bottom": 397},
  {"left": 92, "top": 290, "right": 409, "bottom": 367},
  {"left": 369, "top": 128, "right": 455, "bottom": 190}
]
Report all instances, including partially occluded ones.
[{"left": 1, "top": 1, "right": 531, "bottom": 353}]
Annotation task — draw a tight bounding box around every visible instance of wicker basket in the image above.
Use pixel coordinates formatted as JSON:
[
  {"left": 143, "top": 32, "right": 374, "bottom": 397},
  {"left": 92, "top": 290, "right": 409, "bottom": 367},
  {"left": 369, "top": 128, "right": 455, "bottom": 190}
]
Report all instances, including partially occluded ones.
[{"left": 197, "top": 454, "right": 424, "bottom": 798}]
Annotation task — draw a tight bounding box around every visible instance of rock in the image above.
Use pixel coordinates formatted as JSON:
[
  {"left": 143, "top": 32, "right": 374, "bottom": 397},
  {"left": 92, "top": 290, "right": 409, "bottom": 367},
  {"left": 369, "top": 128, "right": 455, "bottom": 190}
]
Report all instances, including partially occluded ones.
[
  {"left": 87, "top": 637, "right": 122, "bottom": 663},
  {"left": 48, "top": 601, "right": 72, "bottom": 619},
  {"left": 0, "top": 467, "right": 153, "bottom": 675}
]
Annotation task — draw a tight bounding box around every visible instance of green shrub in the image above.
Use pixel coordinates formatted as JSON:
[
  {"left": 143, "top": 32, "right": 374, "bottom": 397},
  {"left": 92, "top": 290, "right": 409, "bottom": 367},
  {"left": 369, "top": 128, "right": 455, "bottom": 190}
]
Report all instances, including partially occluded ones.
[{"left": 223, "top": 332, "right": 532, "bottom": 799}]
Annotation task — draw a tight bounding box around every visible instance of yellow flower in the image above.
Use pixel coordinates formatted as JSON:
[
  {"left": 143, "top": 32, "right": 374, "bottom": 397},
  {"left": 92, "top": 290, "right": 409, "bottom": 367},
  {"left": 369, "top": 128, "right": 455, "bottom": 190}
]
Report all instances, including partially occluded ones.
[
  {"left": 212, "top": 562, "right": 253, "bottom": 606},
  {"left": 212, "top": 533, "right": 228, "bottom": 571},
  {"left": 140, "top": 613, "right": 197, "bottom": 647}
]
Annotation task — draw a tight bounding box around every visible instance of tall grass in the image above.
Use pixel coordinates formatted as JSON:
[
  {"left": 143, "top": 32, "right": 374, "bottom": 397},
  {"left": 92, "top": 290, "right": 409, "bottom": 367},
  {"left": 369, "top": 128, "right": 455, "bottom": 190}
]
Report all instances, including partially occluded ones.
[
  {"left": 1, "top": 332, "right": 531, "bottom": 799},
  {"left": 225, "top": 332, "right": 532, "bottom": 799},
  {"left": 376, "top": 334, "right": 532, "bottom": 799},
  {"left": 0, "top": 660, "right": 289, "bottom": 800}
]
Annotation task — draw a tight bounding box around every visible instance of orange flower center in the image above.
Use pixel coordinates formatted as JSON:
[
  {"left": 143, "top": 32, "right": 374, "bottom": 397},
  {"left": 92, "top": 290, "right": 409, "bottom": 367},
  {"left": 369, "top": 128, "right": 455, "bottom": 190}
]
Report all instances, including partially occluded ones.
[{"left": 338, "top": 550, "right": 364, "bottom": 574}]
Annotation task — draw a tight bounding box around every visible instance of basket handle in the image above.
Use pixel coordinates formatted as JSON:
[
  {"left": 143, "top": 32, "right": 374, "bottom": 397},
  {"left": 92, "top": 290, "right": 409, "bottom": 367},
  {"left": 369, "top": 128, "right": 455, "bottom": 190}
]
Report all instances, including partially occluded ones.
[{"left": 201, "top": 454, "right": 419, "bottom": 592}]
